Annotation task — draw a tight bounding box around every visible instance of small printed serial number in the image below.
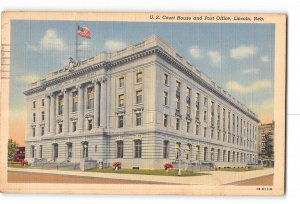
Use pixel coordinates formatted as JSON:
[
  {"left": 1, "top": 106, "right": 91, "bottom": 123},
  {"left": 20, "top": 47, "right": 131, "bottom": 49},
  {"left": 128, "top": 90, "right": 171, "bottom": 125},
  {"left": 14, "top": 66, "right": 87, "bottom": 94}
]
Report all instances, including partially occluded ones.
[{"left": 256, "top": 187, "right": 273, "bottom": 191}]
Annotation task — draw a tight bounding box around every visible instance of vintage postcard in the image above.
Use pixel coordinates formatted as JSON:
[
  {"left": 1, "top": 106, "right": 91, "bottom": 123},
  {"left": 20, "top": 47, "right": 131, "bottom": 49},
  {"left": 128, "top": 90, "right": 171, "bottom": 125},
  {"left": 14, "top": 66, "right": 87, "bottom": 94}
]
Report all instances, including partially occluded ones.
[{"left": 0, "top": 12, "right": 286, "bottom": 195}]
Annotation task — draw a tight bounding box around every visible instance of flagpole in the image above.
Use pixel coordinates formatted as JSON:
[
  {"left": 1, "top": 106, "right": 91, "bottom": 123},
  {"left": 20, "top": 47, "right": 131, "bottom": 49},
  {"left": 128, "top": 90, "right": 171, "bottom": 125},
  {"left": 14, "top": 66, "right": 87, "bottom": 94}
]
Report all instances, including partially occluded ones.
[{"left": 75, "top": 23, "right": 78, "bottom": 61}]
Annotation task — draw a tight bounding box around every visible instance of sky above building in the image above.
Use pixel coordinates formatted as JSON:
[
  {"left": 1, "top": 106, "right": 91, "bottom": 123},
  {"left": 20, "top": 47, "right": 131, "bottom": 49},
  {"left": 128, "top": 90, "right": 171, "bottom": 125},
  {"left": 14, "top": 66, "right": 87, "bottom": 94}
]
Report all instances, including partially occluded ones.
[{"left": 9, "top": 20, "right": 275, "bottom": 145}]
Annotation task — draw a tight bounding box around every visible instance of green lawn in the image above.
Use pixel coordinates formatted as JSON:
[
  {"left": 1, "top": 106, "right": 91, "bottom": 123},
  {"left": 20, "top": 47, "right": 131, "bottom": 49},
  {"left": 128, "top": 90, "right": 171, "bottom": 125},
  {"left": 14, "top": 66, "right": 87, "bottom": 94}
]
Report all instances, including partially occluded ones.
[
  {"left": 87, "top": 168, "right": 209, "bottom": 176},
  {"left": 8, "top": 163, "right": 29, "bottom": 168},
  {"left": 216, "top": 167, "right": 264, "bottom": 172}
]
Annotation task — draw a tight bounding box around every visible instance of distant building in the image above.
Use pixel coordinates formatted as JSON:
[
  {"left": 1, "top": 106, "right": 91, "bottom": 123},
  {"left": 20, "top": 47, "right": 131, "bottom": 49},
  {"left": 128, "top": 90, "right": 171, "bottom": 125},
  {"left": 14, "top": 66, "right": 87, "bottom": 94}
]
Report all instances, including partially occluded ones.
[{"left": 24, "top": 36, "right": 259, "bottom": 169}]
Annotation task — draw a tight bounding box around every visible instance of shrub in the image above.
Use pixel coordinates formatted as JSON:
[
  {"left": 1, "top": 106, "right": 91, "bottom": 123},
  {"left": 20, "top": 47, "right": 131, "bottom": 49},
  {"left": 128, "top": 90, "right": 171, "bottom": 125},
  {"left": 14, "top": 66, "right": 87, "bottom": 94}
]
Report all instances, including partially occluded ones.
[
  {"left": 112, "top": 161, "right": 121, "bottom": 169},
  {"left": 163, "top": 163, "right": 173, "bottom": 170}
]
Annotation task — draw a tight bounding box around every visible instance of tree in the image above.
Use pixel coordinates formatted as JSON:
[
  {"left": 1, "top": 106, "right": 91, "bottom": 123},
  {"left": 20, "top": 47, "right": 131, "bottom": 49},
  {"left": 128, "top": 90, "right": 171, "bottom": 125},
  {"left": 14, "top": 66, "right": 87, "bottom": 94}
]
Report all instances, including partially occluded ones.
[
  {"left": 262, "top": 132, "right": 274, "bottom": 159},
  {"left": 8, "top": 138, "right": 18, "bottom": 160}
]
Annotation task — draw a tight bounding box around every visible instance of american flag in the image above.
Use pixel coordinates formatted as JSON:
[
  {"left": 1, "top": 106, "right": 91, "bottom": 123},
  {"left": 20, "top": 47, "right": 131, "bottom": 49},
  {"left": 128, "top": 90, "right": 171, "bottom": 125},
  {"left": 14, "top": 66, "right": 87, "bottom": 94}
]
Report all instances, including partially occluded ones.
[{"left": 77, "top": 26, "right": 91, "bottom": 39}]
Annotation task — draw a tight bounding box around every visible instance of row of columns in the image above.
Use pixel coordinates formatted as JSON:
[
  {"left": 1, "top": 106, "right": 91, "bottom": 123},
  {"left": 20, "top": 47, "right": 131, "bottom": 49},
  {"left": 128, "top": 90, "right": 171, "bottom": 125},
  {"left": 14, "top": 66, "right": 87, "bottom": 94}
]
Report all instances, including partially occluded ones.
[{"left": 44, "top": 77, "right": 107, "bottom": 135}]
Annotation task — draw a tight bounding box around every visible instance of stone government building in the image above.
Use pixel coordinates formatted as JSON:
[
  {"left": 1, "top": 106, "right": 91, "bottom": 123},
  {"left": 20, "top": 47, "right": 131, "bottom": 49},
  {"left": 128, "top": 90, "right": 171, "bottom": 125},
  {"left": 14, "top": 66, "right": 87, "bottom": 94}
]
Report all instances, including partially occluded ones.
[{"left": 24, "top": 35, "right": 260, "bottom": 169}]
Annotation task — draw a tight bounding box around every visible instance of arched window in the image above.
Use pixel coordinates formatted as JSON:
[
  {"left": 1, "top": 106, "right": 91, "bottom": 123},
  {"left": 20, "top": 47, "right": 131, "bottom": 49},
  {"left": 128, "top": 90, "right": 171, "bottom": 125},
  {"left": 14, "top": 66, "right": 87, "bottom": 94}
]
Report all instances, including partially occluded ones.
[{"left": 134, "top": 140, "right": 142, "bottom": 158}]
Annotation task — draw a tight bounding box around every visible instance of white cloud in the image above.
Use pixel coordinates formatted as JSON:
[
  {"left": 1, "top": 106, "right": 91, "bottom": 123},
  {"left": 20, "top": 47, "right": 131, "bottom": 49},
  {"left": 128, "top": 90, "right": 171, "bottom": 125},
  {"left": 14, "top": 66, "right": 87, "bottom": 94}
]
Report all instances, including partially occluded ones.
[
  {"left": 105, "top": 40, "right": 126, "bottom": 51},
  {"left": 27, "top": 29, "right": 66, "bottom": 51},
  {"left": 261, "top": 56, "right": 270, "bottom": 62},
  {"left": 78, "top": 40, "right": 91, "bottom": 50},
  {"left": 208, "top": 50, "right": 222, "bottom": 67},
  {"left": 241, "top": 68, "right": 260, "bottom": 75},
  {"left": 226, "top": 80, "right": 272, "bottom": 94},
  {"left": 230, "top": 45, "right": 258, "bottom": 59},
  {"left": 18, "top": 74, "right": 40, "bottom": 84},
  {"left": 189, "top": 46, "right": 204, "bottom": 59},
  {"left": 40, "top": 29, "right": 66, "bottom": 50}
]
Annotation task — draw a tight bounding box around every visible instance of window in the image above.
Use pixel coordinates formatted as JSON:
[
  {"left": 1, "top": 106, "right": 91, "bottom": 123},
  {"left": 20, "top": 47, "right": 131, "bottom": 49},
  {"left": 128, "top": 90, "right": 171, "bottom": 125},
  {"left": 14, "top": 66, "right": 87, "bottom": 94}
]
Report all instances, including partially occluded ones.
[
  {"left": 41, "top": 127, "right": 44, "bottom": 136},
  {"left": 39, "top": 145, "right": 43, "bottom": 158},
  {"left": 186, "top": 103, "right": 190, "bottom": 115},
  {"left": 67, "top": 143, "right": 72, "bottom": 159},
  {"left": 88, "top": 119, "right": 93, "bottom": 131},
  {"left": 204, "top": 97, "right": 208, "bottom": 107},
  {"left": 119, "top": 94, "right": 125, "bottom": 107},
  {"left": 185, "top": 144, "right": 191, "bottom": 160},
  {"left": 163, "top": 114, "right": 168, "bottom": 127},
  {"left": 186, "top": 121, "right": 190, "bottom": 132},
  {"left": 53, "top": 143, "right": 58, "bottom": 160},
  {"left": 163, "top": 140, "right": 169, "bottom": 159},
  {"left": 32, "top": 128, "right": 35, "bottom": 137},
  {"left": 58, "top": 124, "right": 63, "bottom": 133},
  {"left": 163, "top": 91, "right": 168, "bottom": 106},
  {"left": 136, "top": 90, "right": 142, "bottom": 104},
  {"left": 33, "top": 101, "right": 36, "bottom": 108},
  {"left": 134, "top": 140, "right": 142, "bottom": 158},
  {"left": 233, "top": 151, "right": 236, "bottom": 162},
  {"left": 211, "top": 129, "right": 214, "bottom": 139},
  {"left": 176, "top": 142, "right": 181, "bottom": 159},
  {"left": 217, "top": 131, "right": 220, "bottom": 140},
  {"left": 136, "top": 112, "right": 142, "bottom": 126},
  {"left": 82, "top": 142, "right": 88, "bottom": 158},
  {"left": 176, "top": 118, "right": 180, "bottom": 130},
  {"left": 136, "top": 72, "right": 143, "bottom": 83},
  {"left": 228, "top": 151, "right": 231, "bottom": 162},
  {"left": 196, "top": 93, "right": 200, "bottom": 104},
  {"left": 41, "top": 99, "right": 44, "bottom": 107},
  {"left": 117, "top": 141, "right": 124, "bottom": 158},
  {"left": 72, "top": 122, "right": 77, "bottom": 132},
  {"left": 164, "top": 73, "right": 169, "bottom": 85},
  {"left": 41, "top": 111, "right": 45, "bottom": 121},
  {"left": 72, "top": 92, "right": 78, "bottom": 112},
  {"left": 186, "top": 87, "right": 191, "bottom": 98},
  {"left": 204, "top": 147, "right": 208, "bottom": 161},
  {"left": 223, "top": 150, "right": 226, "bottom": 162},
  {"left": 31, "top": 146, "right": 35, "bottom": 158},
  {"left": 87, "top": 87, "right": 94, "bottom": 109},
  {"left": 118, "top": 115, "right": 124, "bottom": 128},
  {"left": 204, "top": 110, "right": 207, "bottom": 122},
  {"left": 196, "top": 124, "right": 199, "bottom": 135},
  {"left": 33, "top": 113, "right": 36, "bottom": 122},
  {"left": 195, "top": 145, "right": 200, "bottom": 160},
  {"left": 58, "top": 95, "right": 63, "bottom": 115},
  {"left": 176, "top": 81, "right": 181, "bottom": 92},
  {"left": 175, "top": 96, "right": 180, "bottom": 110},
  {"left": 217, "top": 149, "right": 221, "bottom": 161},
  {"left": 223, "top": 133, "right": 226, "bottom": 142},
  {"left": 119, "top": 77, "right": 125, "bottom": 88},
  {"left": 204, "top": 127, "right": 207, "bottom": 137},
  {"left": 211, "top": 148, "right": 215, "bottom": 161}
]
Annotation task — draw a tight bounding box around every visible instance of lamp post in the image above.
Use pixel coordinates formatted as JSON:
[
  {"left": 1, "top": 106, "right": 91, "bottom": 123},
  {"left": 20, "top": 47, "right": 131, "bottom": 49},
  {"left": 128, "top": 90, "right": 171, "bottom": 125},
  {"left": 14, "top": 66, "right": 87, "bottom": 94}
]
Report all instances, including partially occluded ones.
[{"left": 178, "top": 148, "right": 182, "bottom": 176}]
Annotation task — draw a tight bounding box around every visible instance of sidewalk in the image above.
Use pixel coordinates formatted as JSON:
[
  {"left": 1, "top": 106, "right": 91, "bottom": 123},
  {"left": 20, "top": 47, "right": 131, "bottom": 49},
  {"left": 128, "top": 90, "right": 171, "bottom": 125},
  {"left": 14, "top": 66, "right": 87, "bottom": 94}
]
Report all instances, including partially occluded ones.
[{"left": 8, "top": 167, "right": 274, "bottom": 185}]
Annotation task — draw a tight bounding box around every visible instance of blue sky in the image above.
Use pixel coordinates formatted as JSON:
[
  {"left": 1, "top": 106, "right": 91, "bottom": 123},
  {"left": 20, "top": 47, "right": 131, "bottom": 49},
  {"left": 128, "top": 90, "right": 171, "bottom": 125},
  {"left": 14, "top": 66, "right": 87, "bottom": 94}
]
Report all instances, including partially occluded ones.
[{"left": 10, "top": 20, "right": 275, "bottom": 127}]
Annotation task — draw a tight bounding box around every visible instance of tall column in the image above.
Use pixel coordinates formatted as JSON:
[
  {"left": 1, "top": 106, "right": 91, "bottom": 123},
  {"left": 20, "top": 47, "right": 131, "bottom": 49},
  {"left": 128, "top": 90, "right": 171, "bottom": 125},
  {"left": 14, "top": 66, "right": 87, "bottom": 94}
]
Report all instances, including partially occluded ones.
[
  {"left": 100, "top": 77, "right": 107, "bottom": 128},
  {"left": 63, "top": 89, "right": 69, "bottom": 133},
  {"left": 45, "top": 94, "right": 50, "bottom": 133},
  {"left": 78, "top": 84, "right": 84, "bottom": 131},
  {"left": 94, "top": 80, "right": 100, "bottom": 128},
  {"left": 50, "top": 93, "right": 56, "bottom": 134}
]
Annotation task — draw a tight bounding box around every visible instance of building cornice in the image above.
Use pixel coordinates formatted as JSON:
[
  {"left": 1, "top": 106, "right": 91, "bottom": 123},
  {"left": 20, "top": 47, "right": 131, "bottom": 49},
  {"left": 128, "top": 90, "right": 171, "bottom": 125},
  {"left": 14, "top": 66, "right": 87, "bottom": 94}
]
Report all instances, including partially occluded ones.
[{"left": 23, "top": 38, "right": 259, "bottom": 123}]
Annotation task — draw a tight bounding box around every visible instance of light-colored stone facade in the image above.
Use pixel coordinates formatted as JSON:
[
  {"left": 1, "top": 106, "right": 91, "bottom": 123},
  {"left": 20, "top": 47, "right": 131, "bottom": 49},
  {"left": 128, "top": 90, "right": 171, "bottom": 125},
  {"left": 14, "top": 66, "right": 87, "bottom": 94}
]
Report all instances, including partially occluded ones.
[{"left": 24, "top": 36, "right": 259, "bottom": 169}]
